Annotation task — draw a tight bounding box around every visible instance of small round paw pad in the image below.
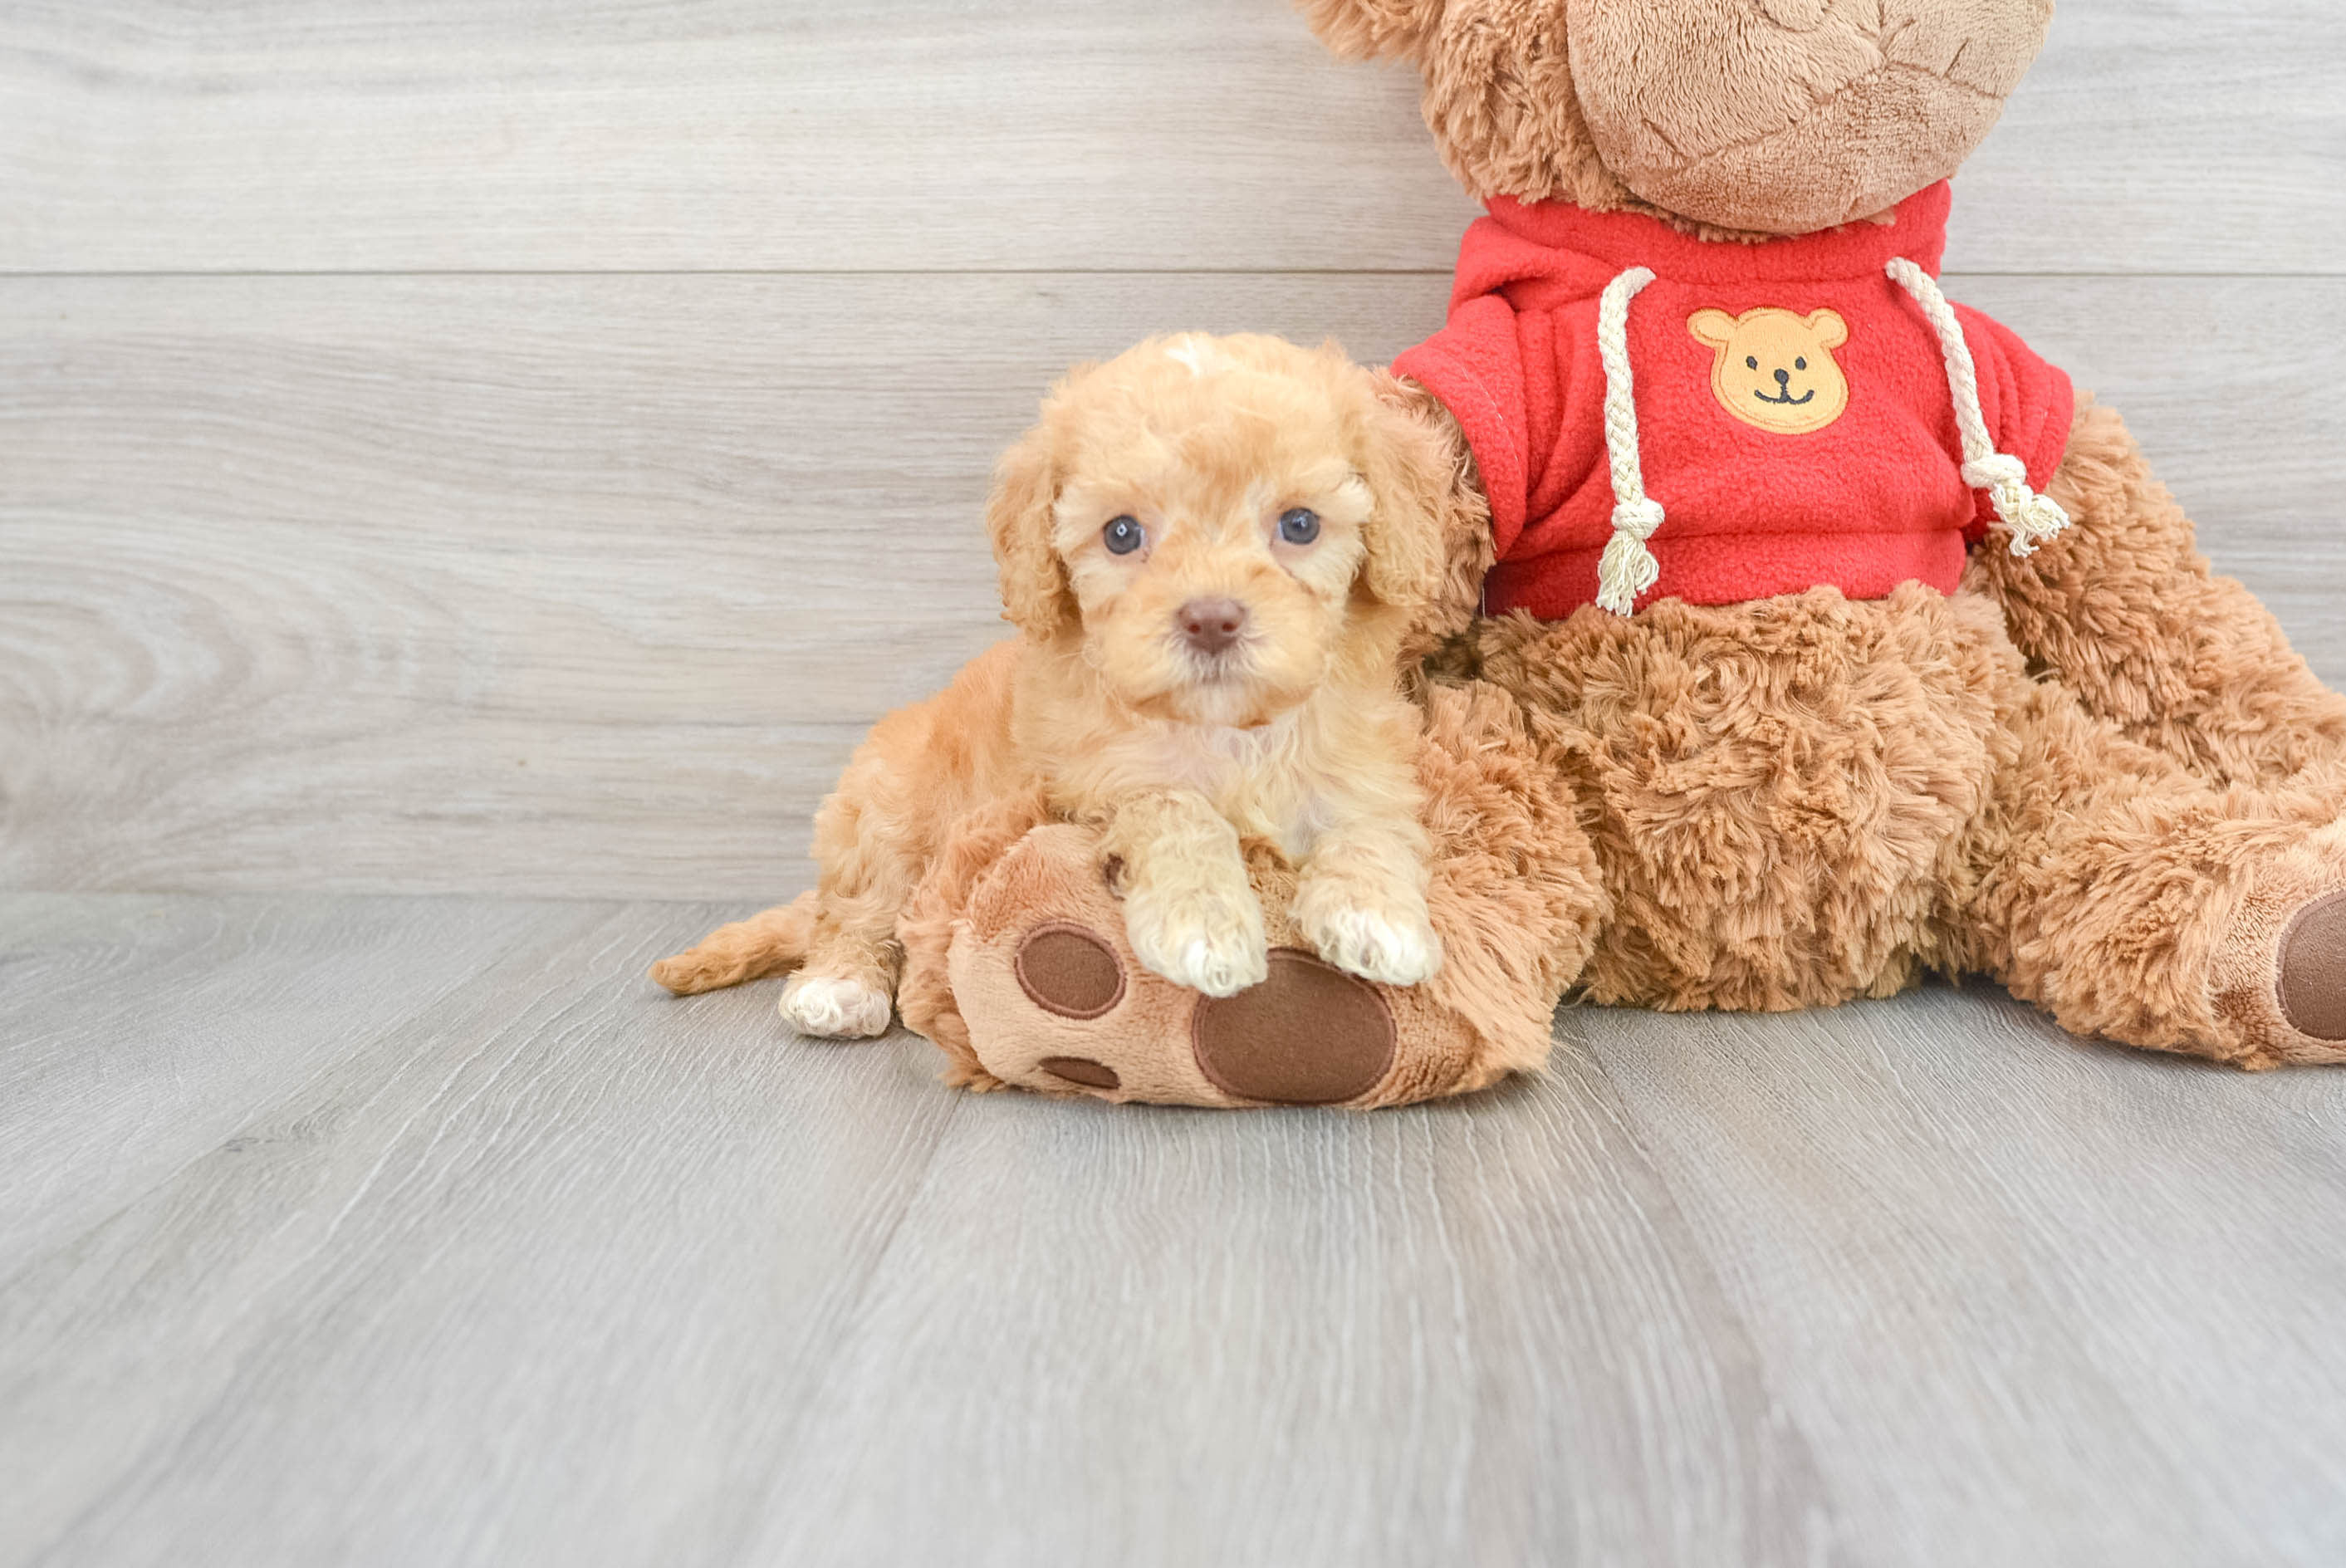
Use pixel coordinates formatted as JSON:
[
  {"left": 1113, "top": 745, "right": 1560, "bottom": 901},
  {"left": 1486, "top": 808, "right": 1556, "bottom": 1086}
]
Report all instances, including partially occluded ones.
[
  {"left": 1015, "top": 924, "right": 1126, "bottom": 1020},
  {"left": 1037, "top": 1056, "right": 1121, "bottom": 1090}
]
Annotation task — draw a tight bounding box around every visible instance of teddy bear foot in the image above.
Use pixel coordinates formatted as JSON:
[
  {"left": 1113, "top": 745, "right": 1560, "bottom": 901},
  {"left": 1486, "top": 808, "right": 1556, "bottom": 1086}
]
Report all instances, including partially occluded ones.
[
  {"left": 2210, "top": 827, "right": 2346, "bottom": 1068},
  {"left": 2275, "top": 892, "right": 2346, "bottom": 1043},
  {"left": 1008, "top": 924, "right": 1396, "bottom": 1104},
  {"left": 933, "top": 824, "right": 1498, "bottom": 1107},
  {"left": 1189, "top": 948, "right": 1398, "bottom": 1102}
]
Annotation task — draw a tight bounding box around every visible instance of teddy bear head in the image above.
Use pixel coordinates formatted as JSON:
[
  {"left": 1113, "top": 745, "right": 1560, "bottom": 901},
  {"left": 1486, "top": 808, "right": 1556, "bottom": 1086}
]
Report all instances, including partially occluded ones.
[{"left": 1300, "top": 0, "right": 2054, "bottom": 236}]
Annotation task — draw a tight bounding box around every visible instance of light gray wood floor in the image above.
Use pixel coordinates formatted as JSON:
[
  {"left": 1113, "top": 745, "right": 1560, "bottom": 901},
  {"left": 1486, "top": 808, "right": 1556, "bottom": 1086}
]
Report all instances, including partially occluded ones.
[
  {"left": 7, "top": 2, "right": 2346, "bottom": 1563},
  {"left": 7, "top": 892, "right": 2346, "bottom": 1566}
]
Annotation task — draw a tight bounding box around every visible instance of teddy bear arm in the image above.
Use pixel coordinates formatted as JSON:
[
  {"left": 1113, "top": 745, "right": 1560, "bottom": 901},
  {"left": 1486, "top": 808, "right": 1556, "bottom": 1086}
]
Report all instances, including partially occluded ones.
[{"left": 1968, "top": 394, "right": 2346, "bottom": 788}]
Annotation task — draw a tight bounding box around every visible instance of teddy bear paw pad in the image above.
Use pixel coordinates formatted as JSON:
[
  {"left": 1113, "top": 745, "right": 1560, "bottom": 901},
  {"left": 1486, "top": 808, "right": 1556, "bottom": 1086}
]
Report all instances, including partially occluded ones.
[
  {"left": 1014, "top": 924, "right": 1127, "bottom": 1019},
  {"left": 2277, "top": 890, "right": 2346, "bottom": 1041},
  {"left": 1190, "top": 948, "right": 1397, "bottom": 1105},
  {"left": 1036, "top": 1056, "right": 1122, "bottom": 1090}
]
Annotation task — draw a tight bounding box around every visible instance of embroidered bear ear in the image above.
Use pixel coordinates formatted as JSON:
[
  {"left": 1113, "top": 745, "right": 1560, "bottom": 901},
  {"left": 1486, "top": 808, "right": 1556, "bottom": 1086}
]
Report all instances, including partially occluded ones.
[
  {"left": 1805, "top": 309, "right": 1850, "bottom": 350},
  {"left": 1687, "top": 309, "right": 1738, "bottom": 349}
]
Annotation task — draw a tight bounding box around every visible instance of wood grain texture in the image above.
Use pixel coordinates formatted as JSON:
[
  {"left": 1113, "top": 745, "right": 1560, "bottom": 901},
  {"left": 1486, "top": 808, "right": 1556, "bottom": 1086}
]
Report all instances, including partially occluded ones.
[
  {"left": 1578, "top": 989, "right": 2346, "bottom": 1566},
  {"left": 740, "top": 1045, "right": 1834, "bottom": 1567},
  {"left": 6, "top": 272, "right": 2343, "bottom": 900},
  {"left": 0, "top": 892, "right": 546, "bottom": 1282},
  {"left": 0, "top": 893, "right": 1837, "bottom": 1568},
  {"left": 8, "top": 893, "right": 2346, "bottom": 1565},
  {"left": 0, "top": 895, "right": 967, "bottom": 1568},
  {"left": 0, "top": 0, "right": 2338, "bottom": 277},
  {"left": 1942, "top": 0, "right": 2346, "bottom": 276}
]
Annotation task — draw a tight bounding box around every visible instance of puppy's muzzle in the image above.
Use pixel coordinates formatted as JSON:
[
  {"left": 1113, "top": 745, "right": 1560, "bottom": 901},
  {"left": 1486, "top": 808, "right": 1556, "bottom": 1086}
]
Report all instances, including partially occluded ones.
[{"left": 1177, "top": 597, "right": 1249, "bottom": 657}]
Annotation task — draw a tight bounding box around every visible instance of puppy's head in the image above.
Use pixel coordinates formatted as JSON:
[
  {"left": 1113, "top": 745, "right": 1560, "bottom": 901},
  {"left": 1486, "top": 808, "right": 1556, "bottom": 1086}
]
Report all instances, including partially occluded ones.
[{"left": 988, "top": 333, "right": 1452, "bottom": 728}]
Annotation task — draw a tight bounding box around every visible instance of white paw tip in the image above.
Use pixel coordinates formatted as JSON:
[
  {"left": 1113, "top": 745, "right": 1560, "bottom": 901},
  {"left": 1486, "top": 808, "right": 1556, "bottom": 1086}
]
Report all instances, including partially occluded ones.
[
  {"left": 1314, "top": 906, "right": 1442, "bottom": 987},
  {"left": 779, "top": 976, "right": 894, "bottom": 1038}
]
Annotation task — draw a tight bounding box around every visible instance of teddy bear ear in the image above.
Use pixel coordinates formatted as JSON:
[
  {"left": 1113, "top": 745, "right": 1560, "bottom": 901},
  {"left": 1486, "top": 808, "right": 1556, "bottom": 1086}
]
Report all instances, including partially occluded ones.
[
  {"left": 1688, "top": 309, "right": 1738, "bottom": 349},
  {"left": 1805, "top": 309, "right": 1849, "bottom": 350},
  {"left": 1293, "top": 0, "right": 1447, "bottom": 62},
  {"left": 986, "top": 404, "right": 1080, "bottom": 643}
]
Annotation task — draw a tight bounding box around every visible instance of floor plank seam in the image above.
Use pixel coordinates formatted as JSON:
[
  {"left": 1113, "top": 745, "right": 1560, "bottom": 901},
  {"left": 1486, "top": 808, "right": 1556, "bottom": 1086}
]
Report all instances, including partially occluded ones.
[{"left": 1540, "top": 1030, "right": 1863, "bottom": 1562}]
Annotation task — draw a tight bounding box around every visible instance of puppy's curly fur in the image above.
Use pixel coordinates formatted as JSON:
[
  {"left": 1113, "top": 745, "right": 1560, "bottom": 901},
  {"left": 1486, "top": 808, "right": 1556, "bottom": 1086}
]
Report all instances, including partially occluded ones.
[{"left": 654, "top": 334, "right": 1462, "bottom": 1036}]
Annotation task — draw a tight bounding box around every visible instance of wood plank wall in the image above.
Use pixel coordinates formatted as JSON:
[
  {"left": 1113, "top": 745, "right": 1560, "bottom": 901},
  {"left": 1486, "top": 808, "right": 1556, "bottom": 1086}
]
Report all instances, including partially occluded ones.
[{"left": 3, "top": 1, "right": 2343, "bottom": 901}]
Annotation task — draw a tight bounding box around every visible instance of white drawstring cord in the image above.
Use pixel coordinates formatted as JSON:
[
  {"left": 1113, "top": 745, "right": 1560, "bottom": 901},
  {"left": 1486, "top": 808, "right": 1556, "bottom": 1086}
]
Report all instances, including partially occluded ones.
[
  {"left": 1885, "top": 257, "right": 2071, "bottom": 556},
  {"left": 1593, "top": 266, "right": 1664, "bottom": 615},
  {"left": 1586, "top": 257, "right": 2069, "bottom": 617}
]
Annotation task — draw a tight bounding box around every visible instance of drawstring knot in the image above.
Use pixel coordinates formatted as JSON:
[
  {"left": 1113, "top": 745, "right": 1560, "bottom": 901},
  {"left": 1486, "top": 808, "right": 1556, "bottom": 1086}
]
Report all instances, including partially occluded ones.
[
  {"left": 1595, "top": 497, "right": 1667, "bottom": 615},
  {"left": 1960, "top": 453, "right": 2068, "bottom": 555},
  {"left": 1888, "top": 257, "right": 2072, "bottom": 558},
  {"left": 1584, "top": 257, "right": 2074, "bottom": 615}
]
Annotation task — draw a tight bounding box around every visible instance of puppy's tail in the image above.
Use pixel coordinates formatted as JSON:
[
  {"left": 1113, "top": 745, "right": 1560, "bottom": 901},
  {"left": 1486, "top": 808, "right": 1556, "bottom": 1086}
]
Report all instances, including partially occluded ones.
[{"left": 650, "top": 891, "right": 819, "bottom": 995}]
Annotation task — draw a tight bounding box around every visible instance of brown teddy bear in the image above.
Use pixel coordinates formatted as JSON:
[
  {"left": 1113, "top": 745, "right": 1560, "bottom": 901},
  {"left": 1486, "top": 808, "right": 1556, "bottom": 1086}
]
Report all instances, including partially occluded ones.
[
  {"left": 670, "top": 0, "right": 2346, "bottom": 1101},
  {"left": 1285, "top": 0, "right": 2346, "bottom": 1070}
]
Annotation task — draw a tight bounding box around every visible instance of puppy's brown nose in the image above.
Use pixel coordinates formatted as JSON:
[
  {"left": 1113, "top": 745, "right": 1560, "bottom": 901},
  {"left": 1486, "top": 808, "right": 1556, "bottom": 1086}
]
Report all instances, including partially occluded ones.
[{"left": 1178, "top": 597, "right": 1248, "bottom": 654}]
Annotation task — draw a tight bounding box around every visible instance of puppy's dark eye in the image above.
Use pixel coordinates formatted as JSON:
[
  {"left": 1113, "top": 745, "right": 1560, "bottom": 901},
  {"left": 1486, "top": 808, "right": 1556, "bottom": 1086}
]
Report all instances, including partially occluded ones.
[
  {"left": 1277, "top": 507, "right": 1320, "bottom": 546},
  {"left": 1103, "top": 515, "right": 1145, "bottom": 555},
  {"left": 1746, "top": 355, "right": 1759, "bottom": 370}
]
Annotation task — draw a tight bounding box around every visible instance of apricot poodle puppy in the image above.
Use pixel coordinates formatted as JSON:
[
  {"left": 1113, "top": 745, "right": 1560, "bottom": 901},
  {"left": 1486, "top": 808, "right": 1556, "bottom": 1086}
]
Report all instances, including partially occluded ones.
[{"left": 654, "top": 333, "right": 1458, "bottom": 1037}]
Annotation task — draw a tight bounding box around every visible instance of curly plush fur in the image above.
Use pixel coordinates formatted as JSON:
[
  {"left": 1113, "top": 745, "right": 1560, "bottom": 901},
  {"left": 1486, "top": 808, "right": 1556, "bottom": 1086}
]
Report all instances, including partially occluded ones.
[{"left": 1423, "top": 380, "right": 2346, "bottom": 1067}]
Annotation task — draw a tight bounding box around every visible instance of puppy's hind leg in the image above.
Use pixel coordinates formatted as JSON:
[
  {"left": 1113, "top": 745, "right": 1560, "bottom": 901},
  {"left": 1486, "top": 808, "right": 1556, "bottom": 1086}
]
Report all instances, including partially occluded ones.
[{"left": 777, "top": 784, "right": 925, "bottom": 1040}]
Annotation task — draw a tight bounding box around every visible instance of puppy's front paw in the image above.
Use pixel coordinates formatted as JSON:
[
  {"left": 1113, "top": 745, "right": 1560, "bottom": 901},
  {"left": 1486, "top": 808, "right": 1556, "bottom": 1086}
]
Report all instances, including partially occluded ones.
[
  {"left": 779, "top": 973, "right": 894, "bottom": 1039},
  {"left": 1123, "top": 882, "right": 1270, "bottom": 998},
  {"left": 1295, "top": 884, "right": 1443, "bottom": 987}
]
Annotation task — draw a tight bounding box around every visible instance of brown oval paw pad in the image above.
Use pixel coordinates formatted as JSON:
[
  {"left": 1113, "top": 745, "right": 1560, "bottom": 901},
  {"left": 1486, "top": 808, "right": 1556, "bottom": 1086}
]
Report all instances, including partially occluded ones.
[
  {"left": 1014, "top": 924, "right": 1126, "bottom": 1020},
  {"left": 2279, "top": 890, "right": 2346, "bottom": 1041},
  {"left": 1038, "top": 1056, "right": 1121, "bottom": 1090},
  {"left": 1191, "top": 948, "right": 1396, "bottom": 1105}
]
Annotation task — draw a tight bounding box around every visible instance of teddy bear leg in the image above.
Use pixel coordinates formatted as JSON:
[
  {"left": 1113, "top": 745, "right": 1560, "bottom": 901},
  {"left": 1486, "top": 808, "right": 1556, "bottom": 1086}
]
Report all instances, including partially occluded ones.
[
  {"left": 1949, "top": 677, "right": 2346, "bottom": 1067},
  {"left": 1968, "top": 395, "right": 2346, "bottom": 789}
]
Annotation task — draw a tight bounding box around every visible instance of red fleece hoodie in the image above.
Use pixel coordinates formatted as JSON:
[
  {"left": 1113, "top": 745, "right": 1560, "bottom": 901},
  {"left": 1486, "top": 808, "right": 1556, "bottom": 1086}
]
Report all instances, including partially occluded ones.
[{"left": 1393, "top": 183, "right": 2073, "bottom": 618}]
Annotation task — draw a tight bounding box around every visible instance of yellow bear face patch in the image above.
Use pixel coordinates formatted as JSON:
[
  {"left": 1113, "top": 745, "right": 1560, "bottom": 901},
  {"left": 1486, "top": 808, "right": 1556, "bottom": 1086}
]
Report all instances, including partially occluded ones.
[{"left": 1687, "top": 306, "right": 1851, "bottom": 435}]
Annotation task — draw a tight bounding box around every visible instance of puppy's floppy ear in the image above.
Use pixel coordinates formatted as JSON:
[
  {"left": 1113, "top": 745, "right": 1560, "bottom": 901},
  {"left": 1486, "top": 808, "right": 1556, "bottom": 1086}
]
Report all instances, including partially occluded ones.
[
  {"left": 1353, "top": 365, "right": 1485, "bottom": 615},
  {"left": 986, "top": 414, "right": 1077, "bottom": 641}
]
